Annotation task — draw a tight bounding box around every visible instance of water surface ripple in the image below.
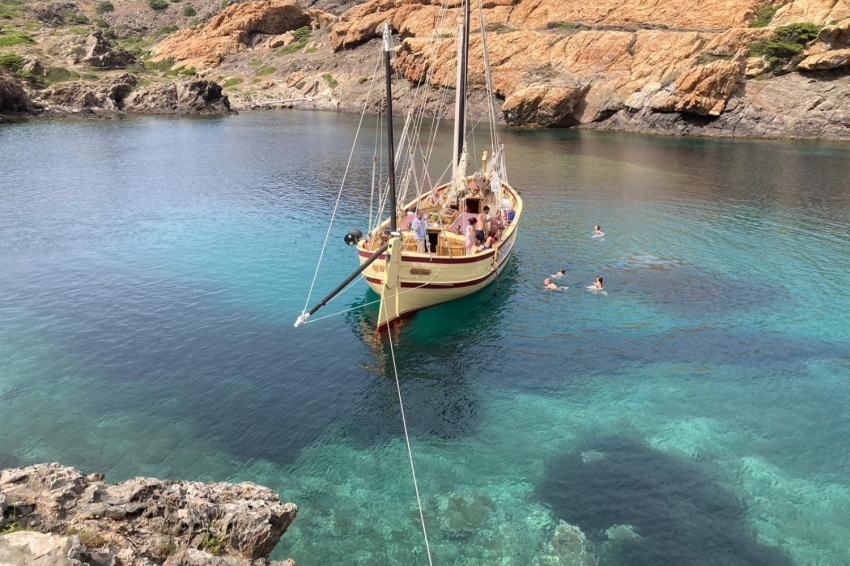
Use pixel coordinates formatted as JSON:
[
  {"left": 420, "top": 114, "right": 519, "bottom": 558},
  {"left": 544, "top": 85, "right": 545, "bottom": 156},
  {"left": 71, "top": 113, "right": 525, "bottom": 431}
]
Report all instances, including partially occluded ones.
[{"left": 2, "top": 113, "right": 850, "bottom": 565}]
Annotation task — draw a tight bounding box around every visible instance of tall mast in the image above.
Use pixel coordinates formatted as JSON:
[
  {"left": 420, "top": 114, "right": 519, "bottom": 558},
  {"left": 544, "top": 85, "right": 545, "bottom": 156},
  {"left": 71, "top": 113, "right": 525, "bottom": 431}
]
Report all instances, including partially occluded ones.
[
  {"left": 383, "top": 23, "right": 399, "bottom": 233},
  {"left": 452, "top": 0, "right": 470, "bottom": 170}
]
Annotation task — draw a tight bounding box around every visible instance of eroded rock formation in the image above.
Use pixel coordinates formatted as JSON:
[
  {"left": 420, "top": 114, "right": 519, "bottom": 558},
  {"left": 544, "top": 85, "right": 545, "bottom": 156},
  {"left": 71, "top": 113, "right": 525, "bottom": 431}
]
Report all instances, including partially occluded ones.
[
  {"left": 151, "top": 0, "right": 335, "bottom": 71},
  {"left": 0, "top": 463, "right": 297, "bottom": 566},
  {"left": 74, "top": 32, "right": 136, "bottom": 69}
]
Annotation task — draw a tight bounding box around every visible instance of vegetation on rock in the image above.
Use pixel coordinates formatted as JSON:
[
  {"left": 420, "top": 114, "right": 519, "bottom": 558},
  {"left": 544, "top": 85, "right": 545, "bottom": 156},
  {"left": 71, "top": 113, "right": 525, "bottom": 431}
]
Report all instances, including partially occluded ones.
[
  {"left": 748, "top": 22, "right": 822, "bottom": 67},
  {"left": 96, "top": 2, "right": 114, "bottom": 15},
  {"left": 0, "top": 53, "right": 24, "bottom": 71},
  {"left": 750, "top": 4, "right": 780, "bottom": 28},
  {"left": 322, "top": 72, "right": 337, "bottom": 88},
  {"left": 148, "top": 0, "right": 169, "bottom": 11},
  {"left": 183, "top": 5, "right": 196, "bottom": 17},
  {"left": 256, "top": 65, "right": 275, "bottom": 76},
  {"left": 278, "top": 25, "right": 311, "bottom": 54},
  {"left": 0, "top": 31, "right": 34, "bottom": 47}
]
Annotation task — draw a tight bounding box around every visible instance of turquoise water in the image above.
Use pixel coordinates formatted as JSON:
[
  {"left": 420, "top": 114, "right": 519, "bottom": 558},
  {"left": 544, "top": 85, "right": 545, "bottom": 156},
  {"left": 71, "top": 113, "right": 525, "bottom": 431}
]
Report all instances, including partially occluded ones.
[{"left": 2, "top": 112, "right": 850, "bottom": 565}]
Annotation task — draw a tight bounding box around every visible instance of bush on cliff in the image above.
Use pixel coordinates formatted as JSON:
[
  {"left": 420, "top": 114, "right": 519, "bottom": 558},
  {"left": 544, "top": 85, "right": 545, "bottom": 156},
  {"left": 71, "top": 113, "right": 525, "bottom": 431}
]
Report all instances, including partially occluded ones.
[
  {"left": 749, "top": 4, "right": 779, "bottom": 28},
  {"left": 96, "top": 1, "right": 114, "bottom": 14},
  {"left": 748, "top": 22, "right": 821, "bottom": 67},
  {"left": 148, "top": 0, "right": 168, "bottom": 11},
  {"left": 183, "top": 4, "right": 196, "bottom": 16},
  {"left": 278, "top": 26, "right": 310, "bottom": 55},
  {"left": 0, "top": 32, "right": 35, "bottom": 47}
]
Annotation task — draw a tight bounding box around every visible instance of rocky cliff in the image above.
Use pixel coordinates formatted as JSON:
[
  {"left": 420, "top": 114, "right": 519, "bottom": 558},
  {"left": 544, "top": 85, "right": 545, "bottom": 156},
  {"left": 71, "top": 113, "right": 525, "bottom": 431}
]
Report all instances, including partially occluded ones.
[{"left": 0, "top": 463, "right": 297, "bottom": 566}]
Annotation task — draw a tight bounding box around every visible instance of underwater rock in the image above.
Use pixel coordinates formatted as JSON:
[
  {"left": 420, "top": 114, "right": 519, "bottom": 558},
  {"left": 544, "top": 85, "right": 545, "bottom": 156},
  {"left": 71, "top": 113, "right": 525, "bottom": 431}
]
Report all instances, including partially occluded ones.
[
  {"left": 535, "top": 521, "right": 598, "bottom": 566},
  {"left": 0, "top": 463, "right": 298, "bottom": 566},
  {"left": 580, "top": 451, "right": 606, "bottom": 464},
  {"left": 540, "top": 437, "right": 795, "bottom": 566},
  {"left": 435, "top": 490, "right": 494, "bottom": 539}
]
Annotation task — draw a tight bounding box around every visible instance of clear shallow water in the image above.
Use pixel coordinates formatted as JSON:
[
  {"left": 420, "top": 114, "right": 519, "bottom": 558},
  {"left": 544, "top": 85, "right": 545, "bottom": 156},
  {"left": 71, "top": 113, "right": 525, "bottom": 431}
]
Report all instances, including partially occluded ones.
[{"left": 2, "top": 112, "right": 850, "bottom": 565}]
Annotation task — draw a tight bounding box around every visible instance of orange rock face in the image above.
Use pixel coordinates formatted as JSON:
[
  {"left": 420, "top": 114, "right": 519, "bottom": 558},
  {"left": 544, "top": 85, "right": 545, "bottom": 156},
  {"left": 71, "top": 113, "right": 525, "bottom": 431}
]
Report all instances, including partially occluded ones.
[
  {"left": 335, "top": 0, "right": 782, "bottom": 125},
  {"left": 151, "top": 1, "right": 331, "bottom": 70},
  {"left": 799, "top": 20, "right": 850, "bottom": 70},
  {"left": 771, "top": 0, "right": 850, "bottom": 26}
]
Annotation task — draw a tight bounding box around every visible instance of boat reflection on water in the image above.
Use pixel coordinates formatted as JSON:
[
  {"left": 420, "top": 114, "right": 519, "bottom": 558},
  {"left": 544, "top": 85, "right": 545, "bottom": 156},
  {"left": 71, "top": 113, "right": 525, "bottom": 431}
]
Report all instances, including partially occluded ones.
[{"left": 336, "top": 259, "right": 522, "bottom": 446}]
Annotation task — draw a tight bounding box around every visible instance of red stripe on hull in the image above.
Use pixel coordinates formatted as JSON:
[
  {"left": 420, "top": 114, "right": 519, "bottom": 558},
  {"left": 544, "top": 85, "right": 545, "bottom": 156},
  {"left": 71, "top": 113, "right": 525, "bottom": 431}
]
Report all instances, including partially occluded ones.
[
  {"left": 400, "top": 251, "right": 494, "bottom": 264},
  {"left": 399, "top": 272, "right": 494, "bottom": 289}
]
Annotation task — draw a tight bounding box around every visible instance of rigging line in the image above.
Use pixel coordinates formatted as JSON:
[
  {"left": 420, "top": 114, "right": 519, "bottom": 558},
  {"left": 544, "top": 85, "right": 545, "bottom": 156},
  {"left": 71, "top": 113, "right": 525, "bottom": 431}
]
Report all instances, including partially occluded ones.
[
  {"left": 302, "top": 50, "right": 384, "bottom": 313},
  {"left": 380, "top": 289, "right": 435, "bottom": 566},
  {"left": 304, "top": 269, "right": 441, "bottom": 324}
]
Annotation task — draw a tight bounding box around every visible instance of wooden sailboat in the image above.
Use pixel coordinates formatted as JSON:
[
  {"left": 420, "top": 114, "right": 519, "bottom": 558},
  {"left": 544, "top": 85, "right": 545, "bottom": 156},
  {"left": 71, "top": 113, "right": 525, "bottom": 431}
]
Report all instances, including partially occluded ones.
[{"left": 297, "top": 0, "right": 522, "bottom": 331}]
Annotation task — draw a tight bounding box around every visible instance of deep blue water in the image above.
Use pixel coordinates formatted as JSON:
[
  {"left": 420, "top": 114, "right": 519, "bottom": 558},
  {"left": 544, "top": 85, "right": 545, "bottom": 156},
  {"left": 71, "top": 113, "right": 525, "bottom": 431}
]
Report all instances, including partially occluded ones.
[{"left": 2, "top": 112, "right": 850, "bottom": 565}]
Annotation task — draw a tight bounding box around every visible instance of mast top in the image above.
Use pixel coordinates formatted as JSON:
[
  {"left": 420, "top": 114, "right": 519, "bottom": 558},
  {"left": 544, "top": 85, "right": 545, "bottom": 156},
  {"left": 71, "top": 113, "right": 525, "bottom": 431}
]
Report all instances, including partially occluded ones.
[{"left": 382, "top": 22, "right": 392, "bottom": 52}]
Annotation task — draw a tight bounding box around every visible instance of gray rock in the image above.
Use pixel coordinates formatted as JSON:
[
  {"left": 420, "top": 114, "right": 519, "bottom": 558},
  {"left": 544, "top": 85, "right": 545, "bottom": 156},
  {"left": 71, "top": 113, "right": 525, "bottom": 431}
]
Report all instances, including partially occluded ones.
[
  {"left": 0, "top": 70, "right": 35, "bottom": 115},
  {"left": 0, "top": 463, "right": 297, "bottom": 566},
  {"left": 74, "top": 32, "right": 135, "bottom": 69},
  {"left": 123, "top": 80, "right": 231, "bottom": 115},
  {"left": 0, "top": 532, "right": 86, "bottom": 566}
]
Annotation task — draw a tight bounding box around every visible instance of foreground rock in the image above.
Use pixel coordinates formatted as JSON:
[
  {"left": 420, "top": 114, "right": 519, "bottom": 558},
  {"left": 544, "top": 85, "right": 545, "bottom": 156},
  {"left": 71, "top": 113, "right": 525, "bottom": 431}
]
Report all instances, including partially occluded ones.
[{"left": 0, "top": 463, "right": 297, "bottom": 566}]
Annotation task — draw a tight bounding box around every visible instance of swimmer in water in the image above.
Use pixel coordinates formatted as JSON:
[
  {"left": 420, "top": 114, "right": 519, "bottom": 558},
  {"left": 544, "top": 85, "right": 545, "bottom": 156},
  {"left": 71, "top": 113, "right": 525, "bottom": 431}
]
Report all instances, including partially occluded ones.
[
  {"left": 544, "top": 278, "right": 565, "bottom": 291},
  {"left": 592, "top": 225, "right": 605, "bottom": 237},
  {"left": 587, "top": 276, "right": 603, "bottom": 290},
  {"left": 551, "top": 268, "right": 567, "bottom": 279}
]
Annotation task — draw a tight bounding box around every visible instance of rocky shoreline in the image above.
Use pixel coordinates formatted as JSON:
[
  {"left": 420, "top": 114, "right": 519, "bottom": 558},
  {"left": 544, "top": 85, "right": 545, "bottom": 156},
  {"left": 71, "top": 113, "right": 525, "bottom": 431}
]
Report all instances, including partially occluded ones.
[
  {"left": 0, "top": 463, "right": 297, "bottom": 566},
  {"left": 1, "top": 0, "right": 849, "bottom": 140}
]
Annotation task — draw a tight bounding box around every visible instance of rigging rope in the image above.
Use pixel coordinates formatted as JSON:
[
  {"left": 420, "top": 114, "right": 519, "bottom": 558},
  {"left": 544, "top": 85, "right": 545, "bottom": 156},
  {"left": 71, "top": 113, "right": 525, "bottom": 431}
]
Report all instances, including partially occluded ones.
[
  {"left": 301, "top": 49, "right": 384, "bottom": 314},
  {"left": 381, "top": 289, "right": 435, "bottom": 566}
]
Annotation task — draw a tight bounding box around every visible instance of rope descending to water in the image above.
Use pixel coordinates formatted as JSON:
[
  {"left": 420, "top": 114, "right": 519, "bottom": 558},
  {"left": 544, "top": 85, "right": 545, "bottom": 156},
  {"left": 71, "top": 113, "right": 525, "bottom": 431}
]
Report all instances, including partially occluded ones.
[{"left": 381, "top": 287, "right": 435, "bottom": 566}]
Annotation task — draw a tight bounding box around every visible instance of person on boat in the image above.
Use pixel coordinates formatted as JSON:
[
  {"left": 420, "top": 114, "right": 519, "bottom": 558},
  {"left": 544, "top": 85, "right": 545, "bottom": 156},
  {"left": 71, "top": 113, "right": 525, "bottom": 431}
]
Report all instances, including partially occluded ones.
[
  {"left": 588, "top": 276, "right": 603, "bottom": 290},
  {"left": 593, "top": 225, "right": 604, "bottom": 237},
  {"left": 544, "top": 278, "right": 564, "bottom": 291},
  {"left": 412, "top": 211, "right": 429, "bottom": 253},
  {"left": 466, "top": 217, "right": 477, "bottom": 253},
  {"left": 475, "top": 206, "right": 489, "bottom": 245},
  {"left": 552, "top": 268, "right": 567, "bottom": 279},
  {"left": 488, "top": 211, "right": 503, "bottom": 240},
  {"left": 477, "top": 235, "right": 496, "bottom": 251}
]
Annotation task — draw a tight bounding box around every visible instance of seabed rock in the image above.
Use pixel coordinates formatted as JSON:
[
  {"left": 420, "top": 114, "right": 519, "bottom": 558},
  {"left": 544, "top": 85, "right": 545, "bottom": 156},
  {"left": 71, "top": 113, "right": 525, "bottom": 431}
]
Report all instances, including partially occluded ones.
[
  {"left": 0, "top": 463, "right": 297, "bottom": 566},
  {"left": 535, "top": 521, "right": 597, "bottom": 566}
]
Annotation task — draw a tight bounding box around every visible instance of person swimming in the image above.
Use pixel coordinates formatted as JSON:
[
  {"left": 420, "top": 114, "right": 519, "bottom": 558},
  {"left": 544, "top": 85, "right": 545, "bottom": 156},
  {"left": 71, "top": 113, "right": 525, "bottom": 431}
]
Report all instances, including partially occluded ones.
[
  {"left": 544, "top": 278, "right": 566, "bottom": 291},
  {"left": 592, "top": 225, "right": 605, "bottom": 238},
  {"left": 551, "top": 268, "right": 567, "bottom": 279},
  {"left": 587, "top": 276, "right": 603, "bottom": 290}
]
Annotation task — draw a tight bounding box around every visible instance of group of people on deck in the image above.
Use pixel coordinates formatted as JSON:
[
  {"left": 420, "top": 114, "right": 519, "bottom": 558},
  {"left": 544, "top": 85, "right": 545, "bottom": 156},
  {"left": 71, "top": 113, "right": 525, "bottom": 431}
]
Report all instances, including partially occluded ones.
[
  {"left": 410, "top": 202, "right": 508, "bottom": 255},
  {"left": 465, "top": 205, "right": 504, "bottom": 253},
  {"left": 543, "top": 225, "right": 606, "bottom": 293}
]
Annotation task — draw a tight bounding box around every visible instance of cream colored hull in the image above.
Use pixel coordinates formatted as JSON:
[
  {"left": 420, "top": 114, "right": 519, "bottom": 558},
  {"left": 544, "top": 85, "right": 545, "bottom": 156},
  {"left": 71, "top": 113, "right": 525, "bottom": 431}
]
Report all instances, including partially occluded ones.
[{"left": 357, "top": 182, "right": 522, "bottom": 329}]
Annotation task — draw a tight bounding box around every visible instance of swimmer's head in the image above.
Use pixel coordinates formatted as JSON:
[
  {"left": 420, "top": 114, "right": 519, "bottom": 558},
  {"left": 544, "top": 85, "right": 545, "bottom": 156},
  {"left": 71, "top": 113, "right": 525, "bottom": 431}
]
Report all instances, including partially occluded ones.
[
  {"left": 544, "top": 278, "right": 551, "bottom": 285},
  {"left": 559, "top": 268, "right": 566, "bottom": 274},
  {"left": 595, "top": 225, "right": 601, "bottom": 230},
  {"left": 597, "top": 276, "right": 603, "bottom": 283}
]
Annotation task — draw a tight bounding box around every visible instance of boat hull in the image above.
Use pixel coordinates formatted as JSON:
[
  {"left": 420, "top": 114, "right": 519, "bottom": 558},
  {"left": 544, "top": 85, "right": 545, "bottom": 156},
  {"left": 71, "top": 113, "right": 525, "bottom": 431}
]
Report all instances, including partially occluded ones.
[{"left": 357, "top": 183, "right": 520, "bottom": 329}]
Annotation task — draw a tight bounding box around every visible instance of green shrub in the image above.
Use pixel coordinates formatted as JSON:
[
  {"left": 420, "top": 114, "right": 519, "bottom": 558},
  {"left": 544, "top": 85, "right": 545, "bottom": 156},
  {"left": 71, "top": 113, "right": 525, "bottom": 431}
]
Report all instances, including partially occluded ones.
[
  {"left": 748, "top": 22, "right": 821, "bottom": 65},
  {"left": 94, "top": 18, "right": 108, "bottom": 28},
  {"left": 1, "top": 520, "right": 25, "bottom": 535},
  {"left": 158, "top": 24, "right": 178, "bottom": 35},
  {"left": 0, "top": 32, "right": 35, "bottom": 47},
  {"left": 17, "top": 70, "right": 48, "bottom": 88},
  {"left": 221, "top": 0, "right": 229, "bottom": 8},
  {"left": 750, "top": 4, "right": 779, "bottom": 28},
  {"left": 82, "top": 72, "right": 98, "bottom": 80},
  {"left": 358, "top": 75, "right": 369, "bottom": 84},
  {"left": 294, "top": 80, "right": 305, "bottom": 89},
  {"left": 0, "top": 53, "right": 24, "bottom": 71},
  {"left": 77, "top": 529, "right": 106, "bottom": 549},
  {"left": 96, "top": 1, "right": 114, "bottom": 14},
  {"left": 221, "top": 77, "right": 242, "bottom": 88},
  {"left": 148, "top": 0, "right": 168, "bottom": 11},
  {"left": 305, "top": 46, "right": 316, "bottom": 53},
  {"left": 249, "top": 58, "right": 262, "bottom": 66},
  {"left": 321, "top": 72, "right": 337, "bottom": 88},
  {"left": 178, "top": 66, "right": 195, "bottom": 76},
  {"left": 183, "top": 5, "right": 196, "bottom": 16},
  {"left": 255, "top": 65, "right": 274, "bottom": 76},
  {"left": 189, "top": 18, "right": 199, "bottom": 25},
  {"left": 145, "top": 57, "right": 175, "bottom": 73},
  {"left": 170, "top": 0, "right": 182, "bottom": 3},
  {"left": 200, "top": 534, "right": 225, "bottom": 554},
  {"left": 277, "top": 26, "right": 311, "bottom": 55},
  {"left": 45, "top": 66, "right": 80, "bottom": 83}
]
